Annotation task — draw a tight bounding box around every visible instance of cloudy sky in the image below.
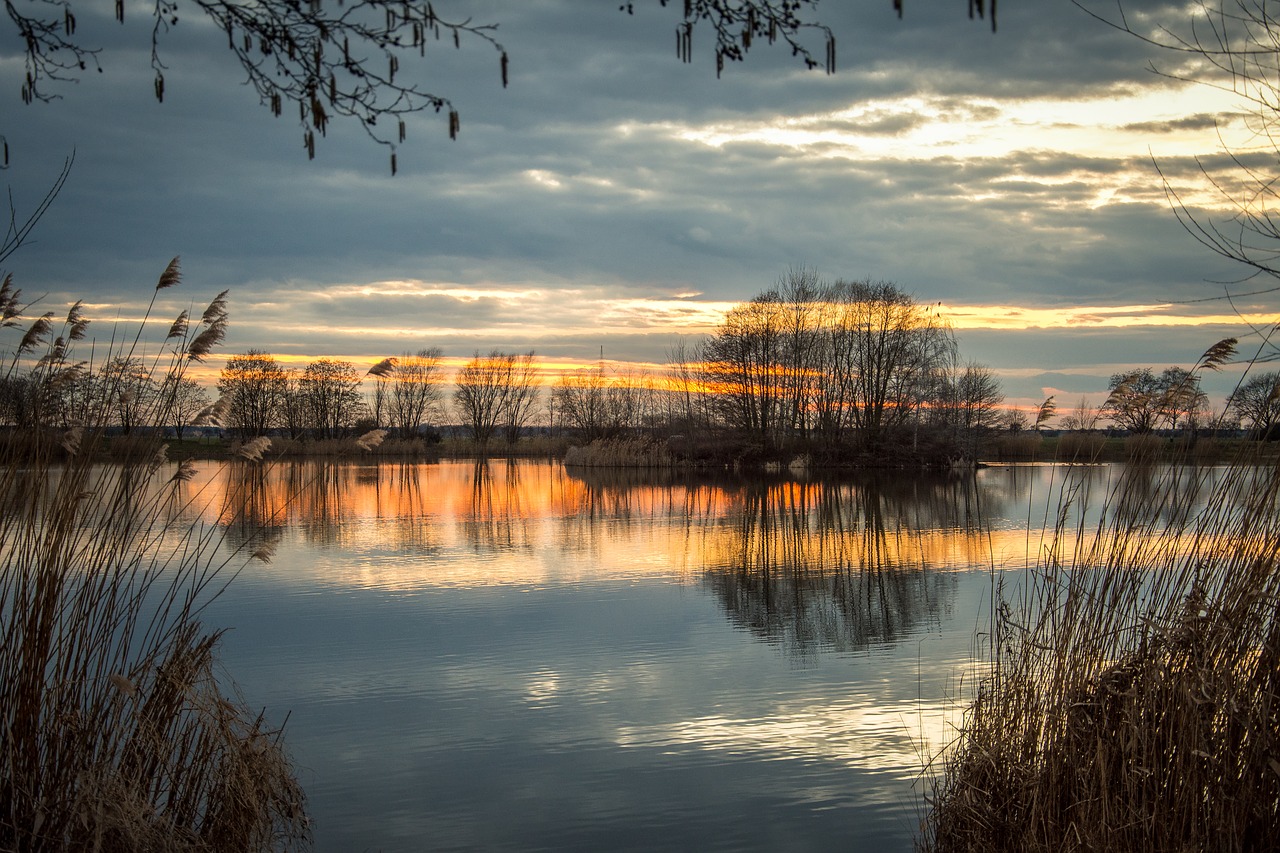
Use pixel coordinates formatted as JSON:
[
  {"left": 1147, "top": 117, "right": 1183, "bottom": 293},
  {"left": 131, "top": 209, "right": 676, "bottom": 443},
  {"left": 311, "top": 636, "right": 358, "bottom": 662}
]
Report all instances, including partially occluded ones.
[{"left": 2, "top": 0, "right": 1275, "bottom": 412}]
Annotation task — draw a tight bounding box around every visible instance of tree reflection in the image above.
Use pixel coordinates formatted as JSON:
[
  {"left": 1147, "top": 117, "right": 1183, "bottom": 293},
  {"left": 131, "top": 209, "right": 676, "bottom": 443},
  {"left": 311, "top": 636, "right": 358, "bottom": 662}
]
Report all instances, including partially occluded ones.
[
  {"left": 699, "top": 476, "right": 979, "bottom": 660},
  {"left": 460, "top": 459, "right": 537, "bottom": 553},
  {"left": 195, "top": 459, "right": 1238, "bottom": 648},
  {"left": 212, "top": 461, "right": 444, "bottom": 555}
]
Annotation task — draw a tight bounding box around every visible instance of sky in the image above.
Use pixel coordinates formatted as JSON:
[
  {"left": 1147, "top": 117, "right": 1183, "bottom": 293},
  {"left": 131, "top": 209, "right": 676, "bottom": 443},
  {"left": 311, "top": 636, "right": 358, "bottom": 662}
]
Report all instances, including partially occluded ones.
[{"left": 2, "top": 0, "right": 1276, "bottom": 415}]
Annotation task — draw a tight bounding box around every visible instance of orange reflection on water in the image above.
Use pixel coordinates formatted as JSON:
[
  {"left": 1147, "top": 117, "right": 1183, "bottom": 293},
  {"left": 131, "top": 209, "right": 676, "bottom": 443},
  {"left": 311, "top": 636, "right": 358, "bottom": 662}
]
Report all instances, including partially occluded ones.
[{"left": 180, "top": 460, "right": 1014, "bottom": 598}]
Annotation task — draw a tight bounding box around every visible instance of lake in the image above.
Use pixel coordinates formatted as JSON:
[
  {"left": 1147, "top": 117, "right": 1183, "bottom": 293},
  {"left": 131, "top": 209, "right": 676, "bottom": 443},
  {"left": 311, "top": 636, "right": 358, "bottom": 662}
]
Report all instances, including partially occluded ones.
[{"left": 179, "top": 458, "right": 1184, "bottom": 852}]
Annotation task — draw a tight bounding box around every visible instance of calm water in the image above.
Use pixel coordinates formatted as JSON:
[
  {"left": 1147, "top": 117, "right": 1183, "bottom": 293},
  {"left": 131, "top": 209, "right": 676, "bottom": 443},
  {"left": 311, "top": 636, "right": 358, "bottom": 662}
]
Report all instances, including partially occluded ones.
[{"left": 175, "top": 459, "right": 1215, "bottom": 852}]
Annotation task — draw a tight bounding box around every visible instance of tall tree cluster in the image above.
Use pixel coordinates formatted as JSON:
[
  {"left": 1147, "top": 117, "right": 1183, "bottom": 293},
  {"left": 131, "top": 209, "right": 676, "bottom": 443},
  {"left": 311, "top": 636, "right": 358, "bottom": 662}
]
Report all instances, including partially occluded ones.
[
  {"left": 453, "top": 350, "right": 540, "bottom": 445},
  {"left": 695, "top": 272, "right": 962, "bottom": 452},
  {"left": 218, "top": 352, "right": 368, "bottom": 438}
]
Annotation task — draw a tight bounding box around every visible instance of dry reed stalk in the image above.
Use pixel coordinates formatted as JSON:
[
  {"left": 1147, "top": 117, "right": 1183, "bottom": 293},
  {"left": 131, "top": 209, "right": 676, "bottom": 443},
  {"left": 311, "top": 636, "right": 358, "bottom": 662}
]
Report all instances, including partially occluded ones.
[
  {"left": 0, "top": 267, "right": 308, "bottom": 851},
  {"left": 1055, "top": 431, "right": 1107, "bottom": 463},
  {"left": 991, "top": 433, "right": 1044, "bottom": 461},
  {"left": 925, "top": 441, "right": 1280, "bottom": 852},
  {"left": 563, "top": 437, "right": 676, "bottom": 468}
]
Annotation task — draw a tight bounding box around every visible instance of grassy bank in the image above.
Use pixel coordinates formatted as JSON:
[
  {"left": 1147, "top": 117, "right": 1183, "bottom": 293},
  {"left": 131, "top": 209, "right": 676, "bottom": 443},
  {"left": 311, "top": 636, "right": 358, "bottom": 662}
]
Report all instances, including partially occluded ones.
[{"left": 987, "top": 432, "right": 1269, "bottom": 464}]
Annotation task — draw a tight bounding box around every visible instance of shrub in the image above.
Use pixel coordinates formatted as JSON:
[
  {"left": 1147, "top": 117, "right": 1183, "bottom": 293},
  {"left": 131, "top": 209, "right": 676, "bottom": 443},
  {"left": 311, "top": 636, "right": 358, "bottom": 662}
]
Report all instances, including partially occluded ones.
[{"left": 991, "top": 432, "right": 1044, "bottom": 461}]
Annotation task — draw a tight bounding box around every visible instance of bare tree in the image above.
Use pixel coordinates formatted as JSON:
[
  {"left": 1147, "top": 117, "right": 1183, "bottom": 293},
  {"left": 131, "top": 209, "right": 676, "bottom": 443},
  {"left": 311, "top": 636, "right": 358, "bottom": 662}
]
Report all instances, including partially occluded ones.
[
  {"left": 499, "top": 351, "right": 541, "bottom": 444},
  {"left": 665, "top": 335, "right": 707, "bottom": 432},
  {"left": 1059, "top": 396, "right": 1102, "bottom": 431},
  {"left": 217, "top": 349, "right": 286, "bottom": 437},
  {"left": 277, "top": 369, "right": 307, "bottom": 440},
  {"left": 954, "top": 362, "right": 1006, "bottom": 433},
  {"left": 552, "top": 365, "right": 611, "bottom": 442},
  {"left": 1228, "top": 370, "right": 1280, "bottom": 437},
  {"left": 299, "top": 357, "right": 364, "bottom": 438},
  {"left": 1103, "top": 368, "right": 1169, "bottom": 434},
  {"left": 701, "top": 293, "right": 788, "bottom": 446},
  {"left": 159, "top": 375, "right": 210, "bottom": 439},
  {"left": 389, "top": 348, "right": 446, "bottom": 439},
  {"left": 828, "top": 279, "right": 953, "bottom": 446},
  {"left": 454, "top": 350, "right": 519, "bottom": 446},
  {"left": 98, "top": 356, "right": 157, "bottom": 434}
]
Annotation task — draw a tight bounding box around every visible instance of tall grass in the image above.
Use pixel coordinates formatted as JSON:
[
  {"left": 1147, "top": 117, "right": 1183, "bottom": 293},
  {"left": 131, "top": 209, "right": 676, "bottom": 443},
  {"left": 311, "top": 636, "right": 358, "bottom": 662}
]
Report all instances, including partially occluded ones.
[
  {"left": 1054, "top": 431, "right": 1107, "bottom": 462},
  {"left": 563, "top": 437, "right": 676, "bottom": 468},
  {"left": 924, "top": 444, "right": 1280, "bottom": 851},
  {"left": 0, "top": 265, "right": 308, "bottom": 851}
]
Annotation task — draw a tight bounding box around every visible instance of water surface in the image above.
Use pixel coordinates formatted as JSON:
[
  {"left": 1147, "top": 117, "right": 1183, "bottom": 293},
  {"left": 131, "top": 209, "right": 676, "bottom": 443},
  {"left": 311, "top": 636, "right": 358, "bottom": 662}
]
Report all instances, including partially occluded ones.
[{"left": 186, "top": 459, "right": 1165, "bottom": 852}]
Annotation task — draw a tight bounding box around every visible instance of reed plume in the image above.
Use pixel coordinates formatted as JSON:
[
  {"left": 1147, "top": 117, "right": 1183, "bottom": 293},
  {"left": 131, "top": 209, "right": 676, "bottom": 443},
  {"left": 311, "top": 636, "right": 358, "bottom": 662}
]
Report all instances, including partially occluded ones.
[{"left": 0, "top": 264, "right": 308, "bottom": 851}]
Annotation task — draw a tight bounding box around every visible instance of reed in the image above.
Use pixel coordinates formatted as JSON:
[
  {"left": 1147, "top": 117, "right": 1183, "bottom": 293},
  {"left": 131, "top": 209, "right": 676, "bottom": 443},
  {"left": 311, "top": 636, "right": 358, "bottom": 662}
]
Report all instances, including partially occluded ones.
[
  {"left": 440, "top": 434, "right": 572, "bottom": 458},
  {"left": 924, "top": 442, "right": 1280, "bottom": 851},
  {"left": 562, "top": 437, "right": 676, "bottom": 468},
  {"left": 0, "top": 265, "right": 308, "bottom": 851},
  {"left": 991, "top": 432, "right": 1045, "bottom": 461},
  {"left": 1054, "top": 431, "right": 1107, "bottom": 462},
  {"left": 1123, "top": 431, "right": 1165, "bottom": 462}
]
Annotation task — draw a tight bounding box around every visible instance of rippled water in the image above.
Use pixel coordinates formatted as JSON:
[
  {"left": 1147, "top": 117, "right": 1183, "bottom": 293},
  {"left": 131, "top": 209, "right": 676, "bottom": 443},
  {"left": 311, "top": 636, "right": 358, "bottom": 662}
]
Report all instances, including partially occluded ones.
[{"left": 181, "top": 459, "right": 1212, "bottom": 852}]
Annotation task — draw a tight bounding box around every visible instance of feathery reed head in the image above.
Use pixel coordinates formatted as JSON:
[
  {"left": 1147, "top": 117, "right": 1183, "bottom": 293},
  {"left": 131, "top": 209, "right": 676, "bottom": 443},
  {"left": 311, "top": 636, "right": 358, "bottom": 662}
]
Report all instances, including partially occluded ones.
[
  {"left": 187, "top": 291, "right": 229, "bottom": 361},
  {"left": 251, "top": 539, "right": 278, "bottom": 563},
  {"left": 66, "top": 300, "right": 88, "bottom": 340},
  {"left": 155, "top": 256, "right": 182, "bottom": 290},
  {"left": 1197, "top": 337, "right": 1238, "bottom": 372},
  {"left": 61, "top": 427, "right": 82, "bottom": 456},
  {"left": 0, "top": 272, "right": 21, "bottom": 326},
  {"left": 166, "top": 309, "right": 189, "bottom": 341},
  {"left": 17, "top": 312, "right": 54, "bottom": 354},
  {"left": 170, "top": 459, "right": 197, "bottom": 483},
  {"left": 367, "top": 357, "right": 397, "bottom": 378},
  {"left": 236, "top": 436, "right": 272, "bottom": 462},
  {"left": 355, "top": 429, "right": 388, "bottom": 451}
]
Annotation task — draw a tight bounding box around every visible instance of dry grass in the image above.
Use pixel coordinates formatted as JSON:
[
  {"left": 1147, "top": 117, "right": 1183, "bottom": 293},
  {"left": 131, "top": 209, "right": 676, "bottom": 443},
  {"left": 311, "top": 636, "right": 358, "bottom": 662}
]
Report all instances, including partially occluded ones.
[
  {"left": 562, "top": 437, "right": 676, "bottom": 468},
  {"left": 1123, "top": 432, "right": 1166, "bottom": 462},
  {"left": 924, "top": 447, "right": 1280, "bottom": 852},
  {"left": 0, "top": 267, "right": 308, "bottom": 851},
  {"left": 440, "top": 434, "right": 571, "bottom": 458},
  {"left": 1054, "top": 431, "right": 1108, "bottom": 462},
  {"left": 991, "top": 433, "right": 1045, "bottom": 461},
  {"left": 258, "top": 431, "right": 422, "bottom": 458}
]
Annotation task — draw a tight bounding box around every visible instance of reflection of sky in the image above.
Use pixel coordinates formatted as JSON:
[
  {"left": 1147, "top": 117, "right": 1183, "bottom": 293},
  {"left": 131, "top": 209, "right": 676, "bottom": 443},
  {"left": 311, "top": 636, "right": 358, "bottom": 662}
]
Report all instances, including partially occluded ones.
[
  {"left": 209, "top": 572, "right": 988, "bottom": 853},
  {"left": 188, "top": 459, "right": 1025, "bottom": 852},
  {"left": 186, "top": 458, "right": 1240, "bottom": 852}
]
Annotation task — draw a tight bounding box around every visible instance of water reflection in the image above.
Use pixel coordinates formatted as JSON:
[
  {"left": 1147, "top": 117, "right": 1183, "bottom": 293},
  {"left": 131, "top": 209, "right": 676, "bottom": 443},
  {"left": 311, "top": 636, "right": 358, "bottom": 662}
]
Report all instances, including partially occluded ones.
[
  {"left": 188, "top": 461, "right": 1041, "bottom": 661},
  {"left": 165, "top": 458, "right": 1254, "bottom": 853},
  {"left": 702, "top": 479, "right": 964, "bottom": 659}
]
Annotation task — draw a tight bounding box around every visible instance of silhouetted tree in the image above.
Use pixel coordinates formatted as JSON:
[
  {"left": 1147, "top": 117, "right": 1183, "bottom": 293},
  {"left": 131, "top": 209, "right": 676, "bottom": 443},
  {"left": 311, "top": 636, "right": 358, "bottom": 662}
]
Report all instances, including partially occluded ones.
[
  {"left": 1229, "top": 371, "right": 1280, "bottom": 437},
  {"left": 159, "top": 375, "right": 210, "bottom": 439},
  {"left": 217, "top": 349, "right": 286, "bottom": 437},
  {"left": 299, "top": 357, "right": 364, "bottom": 438},
  {"left": 389, "top": 348, "right": 446, "bottom": 439},
  {"left": 98, "top": 356, "right": 157, "bottom": 434},
  {"left": 454, "top": 350, "right": 539, "bottom": 445},
  {"left": 1059, "top": 396, "right": 1101, "bottom": 431}
]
